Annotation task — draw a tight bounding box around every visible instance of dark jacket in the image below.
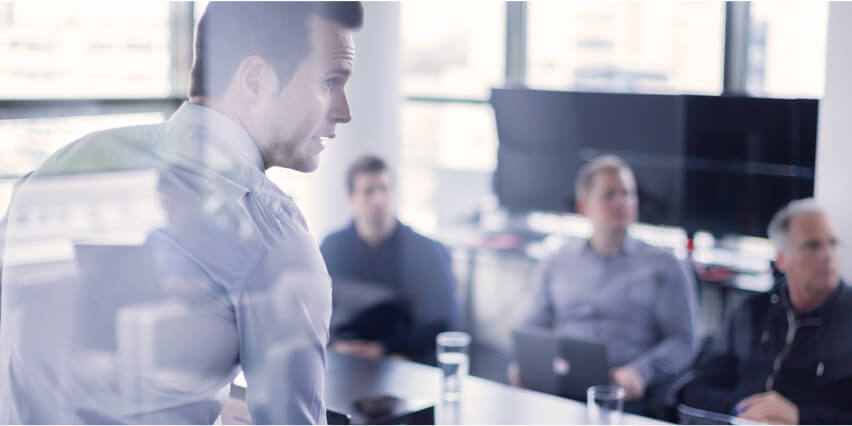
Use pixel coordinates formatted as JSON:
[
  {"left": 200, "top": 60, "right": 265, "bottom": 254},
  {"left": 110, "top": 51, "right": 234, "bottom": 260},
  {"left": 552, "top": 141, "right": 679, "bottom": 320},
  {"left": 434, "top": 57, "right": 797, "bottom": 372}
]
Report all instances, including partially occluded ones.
[
  {"left": 320, "top": 221, "right": 458, "bottom": 364},
  {"left": 679, "top": 279, "right": 852, "bottom": 424}
]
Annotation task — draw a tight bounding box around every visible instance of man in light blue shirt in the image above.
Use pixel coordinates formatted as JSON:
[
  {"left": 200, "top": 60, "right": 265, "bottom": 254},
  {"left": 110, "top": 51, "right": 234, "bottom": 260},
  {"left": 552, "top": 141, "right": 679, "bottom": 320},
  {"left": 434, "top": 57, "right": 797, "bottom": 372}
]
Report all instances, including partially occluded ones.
[
  {"left": 510, "top": 155, "right": 700, "bottom": 415},
  {"left": 0, "top": 2, "right": 363, "bottom": 424}
]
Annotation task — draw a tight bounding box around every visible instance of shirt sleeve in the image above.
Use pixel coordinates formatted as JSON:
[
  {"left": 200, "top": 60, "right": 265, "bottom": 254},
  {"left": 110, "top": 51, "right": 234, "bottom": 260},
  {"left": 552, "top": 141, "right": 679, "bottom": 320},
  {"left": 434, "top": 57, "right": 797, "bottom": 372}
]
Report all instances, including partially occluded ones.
[
  {"left": 518, "top": 255, "right": 556, "bottom": 329},
  {"left": 318, "top": 234, "right": 341, "bottom": 278},
  {"left": 798, "top": 404, "right": 852, "bottom": 425},
  {"left": 0, "top": 172, "right": 33, "bottom": 324},
  {"left": 0, "top": 209, "right": 6, "bottom": 318},
  {"left": 233, "top": 233, "right": 331, "bottom": 425},
  {"left": 628, "top": 255, "right": 700, "bottom": 385},
  {"left": 391, "top": 238, "right": 458, "bottom": 362},
  {"left": 417, "top": 242, "right": 459, "bottom": 329}
]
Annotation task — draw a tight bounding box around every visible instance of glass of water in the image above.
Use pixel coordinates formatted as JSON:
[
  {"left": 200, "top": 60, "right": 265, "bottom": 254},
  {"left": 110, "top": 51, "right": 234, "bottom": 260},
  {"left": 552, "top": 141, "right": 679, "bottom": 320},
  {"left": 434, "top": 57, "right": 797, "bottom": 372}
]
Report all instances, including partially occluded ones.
[
  {"left": 587, "top": 385, "right": 625, "bottom": 425},
  {"left": 436, "top": 331, "right": 470, "bottom": 402}
]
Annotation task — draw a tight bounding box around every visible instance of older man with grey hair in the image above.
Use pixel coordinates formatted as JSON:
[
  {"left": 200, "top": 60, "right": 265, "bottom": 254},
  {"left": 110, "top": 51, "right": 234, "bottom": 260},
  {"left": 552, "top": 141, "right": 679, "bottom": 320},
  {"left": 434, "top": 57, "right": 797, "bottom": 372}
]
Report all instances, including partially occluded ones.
[
  {"left": 679, "top": 198, "right": 852, "bottom": 424},
  {"left": 510, "top": 154, "right": 700, "bottom": 416}
]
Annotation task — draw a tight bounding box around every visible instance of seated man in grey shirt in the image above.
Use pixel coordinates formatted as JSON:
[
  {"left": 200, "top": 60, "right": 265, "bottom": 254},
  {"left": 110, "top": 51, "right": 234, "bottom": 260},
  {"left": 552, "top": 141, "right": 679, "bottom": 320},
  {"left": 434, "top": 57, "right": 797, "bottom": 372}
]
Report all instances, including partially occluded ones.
[{"left": 510, "top": 155, "right": 700, "bottom": 415}]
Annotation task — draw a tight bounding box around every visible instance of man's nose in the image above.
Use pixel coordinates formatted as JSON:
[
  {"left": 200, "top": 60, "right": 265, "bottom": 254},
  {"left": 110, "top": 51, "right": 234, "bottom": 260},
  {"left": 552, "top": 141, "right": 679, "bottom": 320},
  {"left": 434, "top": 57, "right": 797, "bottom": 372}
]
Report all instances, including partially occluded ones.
[{"left": 330, "top": 90, "right": 351, "bottom": 124}]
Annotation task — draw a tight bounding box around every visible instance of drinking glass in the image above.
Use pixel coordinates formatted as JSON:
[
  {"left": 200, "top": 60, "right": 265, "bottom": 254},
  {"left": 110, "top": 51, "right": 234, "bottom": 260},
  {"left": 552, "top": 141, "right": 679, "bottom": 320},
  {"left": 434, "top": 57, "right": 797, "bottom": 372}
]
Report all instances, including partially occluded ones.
[
  {"left": 436, "top": 331, "right": 471, "bottom": 402},
  {"left": 587, "top": 385, "right": 625, "bottom": 425}
]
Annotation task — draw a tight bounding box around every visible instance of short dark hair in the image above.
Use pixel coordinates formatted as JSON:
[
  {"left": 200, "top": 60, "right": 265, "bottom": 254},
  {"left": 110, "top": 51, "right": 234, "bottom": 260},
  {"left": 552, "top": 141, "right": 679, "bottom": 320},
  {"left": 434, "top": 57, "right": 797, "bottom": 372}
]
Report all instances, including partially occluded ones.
[
  {"left": 189, "top": 1, "right": 364, "bottom": 99},
  {"left": 346, "top": 155, "right": 389, "bottom": 194}
]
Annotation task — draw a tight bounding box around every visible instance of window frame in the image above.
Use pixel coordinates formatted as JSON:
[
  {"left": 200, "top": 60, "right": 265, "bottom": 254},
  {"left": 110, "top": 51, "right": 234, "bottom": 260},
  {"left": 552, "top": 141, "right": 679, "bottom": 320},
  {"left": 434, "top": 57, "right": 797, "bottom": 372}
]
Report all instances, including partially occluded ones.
[
  {"left": 0, "top": 2, "right": 195, "bottom": 179},
  {"left": 0, "top": 2, "right": 799, "bottom": 179}
]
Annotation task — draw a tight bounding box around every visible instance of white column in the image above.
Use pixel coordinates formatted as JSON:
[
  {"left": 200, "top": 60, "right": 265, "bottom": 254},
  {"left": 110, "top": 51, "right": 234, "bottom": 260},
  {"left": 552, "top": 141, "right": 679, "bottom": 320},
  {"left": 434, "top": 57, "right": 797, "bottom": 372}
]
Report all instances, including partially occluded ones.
[
  {"left": 270, "top": 2, "right": 402, "bottom": 241},
  {"left": 815, "top": 2, "right": 852, "bottom": 280}
]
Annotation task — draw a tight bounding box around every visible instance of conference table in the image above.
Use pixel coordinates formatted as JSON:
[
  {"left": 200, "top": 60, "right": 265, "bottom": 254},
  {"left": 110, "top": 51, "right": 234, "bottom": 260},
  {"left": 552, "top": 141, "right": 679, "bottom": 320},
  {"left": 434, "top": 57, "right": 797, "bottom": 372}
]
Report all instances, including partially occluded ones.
[{"left": 224, "top": 351, "right": 668, "bottom": 425}]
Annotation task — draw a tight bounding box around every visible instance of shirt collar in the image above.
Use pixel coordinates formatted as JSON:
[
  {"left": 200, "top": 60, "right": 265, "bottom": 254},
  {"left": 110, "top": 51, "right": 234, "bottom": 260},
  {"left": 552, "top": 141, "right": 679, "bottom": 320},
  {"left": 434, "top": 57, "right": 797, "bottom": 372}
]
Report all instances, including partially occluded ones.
[
  {"left": 349, "top": 219, "right": 403, "bottom": 250},
  {"left": 168, "top": 101, "right": 265, "bottom": 172},
  {"left": 779, "top": 278, "right": 848, "bottom": 319},
  {"left": 578, "top": 236, "right": 638, "bottom": 258}
]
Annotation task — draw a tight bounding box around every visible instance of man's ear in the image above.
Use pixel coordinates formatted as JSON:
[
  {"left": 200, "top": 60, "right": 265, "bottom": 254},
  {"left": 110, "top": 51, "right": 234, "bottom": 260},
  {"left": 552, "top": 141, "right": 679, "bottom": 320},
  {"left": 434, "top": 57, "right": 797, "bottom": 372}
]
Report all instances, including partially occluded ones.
[
  {"left": 576, "top": 199, "right": 586, "bottom": 215},
  {"left": 235, "top": 56, "right": 273, "bottom": 99},
  {"left": 775, "top": 252, "right": 788, "bottom": 274}
]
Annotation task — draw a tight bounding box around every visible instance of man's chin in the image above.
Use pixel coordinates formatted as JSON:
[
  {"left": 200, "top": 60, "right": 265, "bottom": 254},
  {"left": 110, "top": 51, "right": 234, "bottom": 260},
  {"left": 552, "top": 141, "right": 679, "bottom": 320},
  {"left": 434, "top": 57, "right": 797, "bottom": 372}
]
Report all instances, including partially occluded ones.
[{"left": 283, "top": 155, "right": 320, "bottom": 173}]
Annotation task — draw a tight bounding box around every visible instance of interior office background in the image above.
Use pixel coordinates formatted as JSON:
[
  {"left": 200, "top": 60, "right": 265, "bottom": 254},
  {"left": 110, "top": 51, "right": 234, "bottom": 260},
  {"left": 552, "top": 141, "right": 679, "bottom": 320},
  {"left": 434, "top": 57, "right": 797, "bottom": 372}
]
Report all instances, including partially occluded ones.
[{"left": 2, "top": 1, "right": 852, "bottom": 356}]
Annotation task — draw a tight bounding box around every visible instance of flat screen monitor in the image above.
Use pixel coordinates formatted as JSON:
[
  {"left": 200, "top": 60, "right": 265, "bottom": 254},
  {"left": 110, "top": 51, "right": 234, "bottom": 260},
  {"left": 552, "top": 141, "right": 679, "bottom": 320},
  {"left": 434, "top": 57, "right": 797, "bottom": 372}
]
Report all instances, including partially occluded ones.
[
  {"left": 680, "top": 95, "right": 817, "bottom": 237},
  {"left": 491, "top": 88, "right": 818, "bottom": 238},
  {"left": 491, "top": 88, "right": 684, "bottom": 227}
]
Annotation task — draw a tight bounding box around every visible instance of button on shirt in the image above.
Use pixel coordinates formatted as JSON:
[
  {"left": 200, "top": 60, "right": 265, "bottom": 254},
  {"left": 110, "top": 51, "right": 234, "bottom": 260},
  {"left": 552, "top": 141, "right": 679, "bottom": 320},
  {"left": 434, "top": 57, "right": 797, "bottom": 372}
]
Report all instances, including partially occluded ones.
[
  {"left": 520, "top": 237, "right": 699, "bottom": 384},
  {"left": 0, "top": 102, "right": 331, "bottom": 424}
]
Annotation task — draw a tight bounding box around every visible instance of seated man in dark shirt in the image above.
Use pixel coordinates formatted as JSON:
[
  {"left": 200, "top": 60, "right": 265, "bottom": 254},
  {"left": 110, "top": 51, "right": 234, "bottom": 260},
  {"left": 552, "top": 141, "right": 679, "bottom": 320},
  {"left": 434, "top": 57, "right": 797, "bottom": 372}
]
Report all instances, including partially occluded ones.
[
  {"left": 679, "top": 199, "right": 852, "bottom": 424},
  {"left": 320, "top": 155, "right": 458, "bottom": 364}
]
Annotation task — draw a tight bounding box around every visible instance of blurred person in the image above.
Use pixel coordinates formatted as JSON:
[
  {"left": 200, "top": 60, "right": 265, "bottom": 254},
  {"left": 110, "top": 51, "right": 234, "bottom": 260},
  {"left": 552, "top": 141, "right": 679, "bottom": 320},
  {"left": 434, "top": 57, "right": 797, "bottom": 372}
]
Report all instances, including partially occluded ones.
[
  {"left": 509, "top": 155, "right": 699, "bottom": 415},
  {"left": 0, "top": 2, "right": 363, "bottom": 424},
  {"left": 679, "top": 199, "right": 852, "bottom": 424},
  {"left": 320, "top": 155, "right": 458, "bottom": 364}
]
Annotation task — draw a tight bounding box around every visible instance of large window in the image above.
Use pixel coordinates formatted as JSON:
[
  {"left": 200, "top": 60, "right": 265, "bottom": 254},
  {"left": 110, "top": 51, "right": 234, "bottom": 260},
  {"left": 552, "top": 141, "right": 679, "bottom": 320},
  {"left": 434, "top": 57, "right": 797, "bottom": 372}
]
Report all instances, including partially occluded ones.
[
  {"left": 1, "top": 2, "right": 833, "bottom": 225},
  {"left": 398, "top": 1, "right": 828, "bottom": 229},
  {"left": 0, "top": 2, "right": 172, "bottom": 99},
  {"left": 399, "top": 2, "right": 504, "bottom": 230},
  {"left": 0, "top": 113, "right": 165, "bottom": 178},
  {"left": 0, "top": 2, "right": 190, "bottom": 218},
  {"left": 527, "top": 1, "right": 725, "bottom": 94},
  {"left": 746, "top": 1, "right": 828, "bottom": 98},
  {"left": 401, "top": 1, "right": 505, "bottom": 99},
  {"left": 399, "top": 102, "right": 497, "bottom": 231}
]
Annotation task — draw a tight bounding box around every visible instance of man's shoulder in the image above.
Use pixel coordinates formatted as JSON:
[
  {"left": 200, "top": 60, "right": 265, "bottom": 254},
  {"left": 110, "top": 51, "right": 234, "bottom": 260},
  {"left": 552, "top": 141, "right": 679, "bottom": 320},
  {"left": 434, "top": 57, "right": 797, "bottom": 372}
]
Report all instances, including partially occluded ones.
[
  {"left": 397, "top": 222, "right": 448, "bottom": 254},
  {"left": 398, "top": 222, "right": 436, "bottom": 242},
  {"left": 35, "top": 123, "right": 163, "bottom": 175},
  {"left": 726, "top": 289, "right": 774, "bottom": 325},
  {"left": 629, "top": 238, "right": 677, "bottom": 259},
  {"left": 835, "top": 281, "right": 852, "bottom": 302},
  {"left": 830, "top": 282, "right": 852, "bottom": 319},
  {"left": 547, "top": 239, "right": 587, "bottom": 261},
  {"left": 321, "top": 223, "right": 356, "bottom": 249},
  {"left": 625, "top": 239, "right": 689, "bottom": 276}
]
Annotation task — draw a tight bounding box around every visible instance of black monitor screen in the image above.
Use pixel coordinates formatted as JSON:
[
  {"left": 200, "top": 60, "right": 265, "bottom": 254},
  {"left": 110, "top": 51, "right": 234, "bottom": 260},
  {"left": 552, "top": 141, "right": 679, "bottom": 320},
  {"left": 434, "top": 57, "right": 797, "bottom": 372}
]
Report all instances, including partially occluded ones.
[
  {"left": 491, "top": 88, "right": 818, "bottom": 238},
  {"left": 491, "top": 88, "right": 684, "bottom": 227},
  {"left": 680, "top": 95, "right": 817, "bottom": 237}
]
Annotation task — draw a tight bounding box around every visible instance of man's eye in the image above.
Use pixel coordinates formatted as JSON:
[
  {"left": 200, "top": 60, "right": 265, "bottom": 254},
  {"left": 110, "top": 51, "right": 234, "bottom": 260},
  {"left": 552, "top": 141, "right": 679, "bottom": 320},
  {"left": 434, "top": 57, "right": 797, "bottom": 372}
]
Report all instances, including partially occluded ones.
[
  {"left": 324, "top": 79, "right": 337, "bottom": 89},
  {"left": 804, "top": 242, "right": 821, "bottom": 251}
]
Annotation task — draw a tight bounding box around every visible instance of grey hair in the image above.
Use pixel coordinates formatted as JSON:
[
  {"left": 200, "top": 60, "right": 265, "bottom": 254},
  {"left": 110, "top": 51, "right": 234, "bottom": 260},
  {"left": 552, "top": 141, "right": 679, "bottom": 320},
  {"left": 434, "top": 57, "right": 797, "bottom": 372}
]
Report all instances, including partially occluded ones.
[
  {"left": 767, "top": 198, "right": 826, "bottom": 251},
  {"left": 574, "top": 154, "right": 635, "bottom": 201}
]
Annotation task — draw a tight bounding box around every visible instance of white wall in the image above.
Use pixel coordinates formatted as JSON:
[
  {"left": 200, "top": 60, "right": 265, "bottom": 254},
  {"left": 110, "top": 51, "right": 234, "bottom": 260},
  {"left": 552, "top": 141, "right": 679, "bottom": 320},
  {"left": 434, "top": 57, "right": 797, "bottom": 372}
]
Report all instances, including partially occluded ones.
[
  {"left": 815, "top": 2, "right": 852, "bottom": 281},
  {"left": 270, "top": 2, "right": 401, "bottom": 240}
]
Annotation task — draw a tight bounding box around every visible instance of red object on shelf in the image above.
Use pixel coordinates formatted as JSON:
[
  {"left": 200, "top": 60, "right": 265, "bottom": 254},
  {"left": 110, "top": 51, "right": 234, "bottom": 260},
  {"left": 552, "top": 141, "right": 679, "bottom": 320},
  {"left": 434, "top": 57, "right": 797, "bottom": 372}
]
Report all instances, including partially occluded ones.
[{"left": 696, "top": 263, "right": 738, "bottom": 282}]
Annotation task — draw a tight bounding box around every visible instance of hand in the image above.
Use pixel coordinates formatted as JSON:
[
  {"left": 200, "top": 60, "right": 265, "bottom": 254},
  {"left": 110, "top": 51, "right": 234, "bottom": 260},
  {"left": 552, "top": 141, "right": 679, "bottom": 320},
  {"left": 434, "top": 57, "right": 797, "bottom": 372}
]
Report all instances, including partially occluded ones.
[
  {"left": 735, "top": 391, "right": 799, "bottom": 424},
  {"left": 331, "top": 340, "right": 385, "bottom": 360},
  {"left": 507, "top": 362, "right": 523, "bottom": 387},
  {"left": 609, "top": 366, "right": 646, "bottom": 401}
]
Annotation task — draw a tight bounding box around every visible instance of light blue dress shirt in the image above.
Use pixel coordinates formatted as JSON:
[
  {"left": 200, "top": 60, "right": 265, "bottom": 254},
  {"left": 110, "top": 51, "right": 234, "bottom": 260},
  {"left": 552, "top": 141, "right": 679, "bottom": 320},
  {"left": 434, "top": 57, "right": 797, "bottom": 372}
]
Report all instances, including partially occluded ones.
[
  {"left": 0, "top": 102, "right": 331, "bottom": 424},
  {"left": 519, "top": 237, "right": 700, "bottom": 385}
]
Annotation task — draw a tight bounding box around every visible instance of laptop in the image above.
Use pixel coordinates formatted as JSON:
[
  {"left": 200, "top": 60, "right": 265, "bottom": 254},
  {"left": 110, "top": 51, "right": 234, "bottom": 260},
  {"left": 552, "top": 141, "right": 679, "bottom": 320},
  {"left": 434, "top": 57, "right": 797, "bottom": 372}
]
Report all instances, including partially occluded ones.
[
  {"left": 329, "top": 279, "right": 400, "bottom": 332},
  {"left": 512, "top": 327, "right": 611, "bottom": 401}
]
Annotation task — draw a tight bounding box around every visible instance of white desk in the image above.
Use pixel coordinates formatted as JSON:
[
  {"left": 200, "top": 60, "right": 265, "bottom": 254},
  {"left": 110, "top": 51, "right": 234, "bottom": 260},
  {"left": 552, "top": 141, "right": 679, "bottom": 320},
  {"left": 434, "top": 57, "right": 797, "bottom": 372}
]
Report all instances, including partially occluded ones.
[{"left": 224, "top": 351, "right": 669, "bottom": 425}]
